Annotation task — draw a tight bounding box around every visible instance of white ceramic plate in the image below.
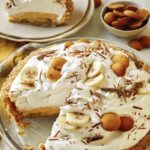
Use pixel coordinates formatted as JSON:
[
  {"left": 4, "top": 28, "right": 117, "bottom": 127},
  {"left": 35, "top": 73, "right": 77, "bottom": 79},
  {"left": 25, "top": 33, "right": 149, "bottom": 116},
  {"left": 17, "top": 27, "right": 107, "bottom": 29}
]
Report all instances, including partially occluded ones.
[
  {"left": 0, "top": 0, "right": 94, "bottom": 43},
  {"left": 0, "top": 0, "right": 89, "bottom": 39}
]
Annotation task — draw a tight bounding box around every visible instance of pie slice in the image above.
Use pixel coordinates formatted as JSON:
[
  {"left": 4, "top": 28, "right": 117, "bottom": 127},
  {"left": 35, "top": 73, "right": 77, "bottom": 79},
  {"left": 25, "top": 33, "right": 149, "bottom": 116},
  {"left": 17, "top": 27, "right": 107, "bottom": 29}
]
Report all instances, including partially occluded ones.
[{"left": 4, "top": 0, "right": 73, "bottom": 27}]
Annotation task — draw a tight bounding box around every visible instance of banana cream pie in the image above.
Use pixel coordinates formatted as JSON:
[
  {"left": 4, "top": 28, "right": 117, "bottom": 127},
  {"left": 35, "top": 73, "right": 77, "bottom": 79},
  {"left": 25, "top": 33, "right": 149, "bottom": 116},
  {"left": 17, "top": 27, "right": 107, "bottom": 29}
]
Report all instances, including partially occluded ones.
[
  {"left": 5, "top": 0, "right": 73, "bottom": 26},
  {"left": 1, "top": 39, "right": 150, "bottom": 149}
]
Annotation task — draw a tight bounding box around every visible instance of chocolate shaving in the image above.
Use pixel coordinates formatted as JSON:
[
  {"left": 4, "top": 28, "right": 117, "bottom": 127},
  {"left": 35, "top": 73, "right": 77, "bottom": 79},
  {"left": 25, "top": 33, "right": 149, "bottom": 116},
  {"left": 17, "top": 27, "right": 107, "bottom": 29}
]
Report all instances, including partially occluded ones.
[
  {"left": 101, "top": 81, "right": 143, "bottom": 100},
  {"left": 92, "top": 40, "right": 110, "bottom": 55},
  {"left": 75, "top": 87, "right": 83, "bottom": 90},
  {"left": 37, "top": 50, "right": 56, "bottom": 60},
  {"left": 70, "top": 50, "right": 90, "bottom": 56},
  {"left": 96, "top": 112, "right": 101, "bottom": 119},
  {"left": 131, "top": 97, "right": 136, "bottom": 101},
  {"left": 39, "top": 70, "right": 43, "bottom": 84},
  {"left": 81, "top": 140, "right": 87, "bottom": 145},
  {"left": 88, "top": 128, "right": 94, "bottom": 132},
  {"left": 69, "top": 41, "right": 110, "bottom": 58},
  {"left": 84, "top": 103, "right": 91, "bottom": 110},
  {"left": 99, "top": 41, "right": 110, "bottom": 55},
  {"left": 69, "top": 140, "right": 72, "bottom": 145},
  {"left": 94, "top": 51, "right": 106, "bottom": 59},
  {"left": 66, "top": 99, "right": 76, "bottom": 104},
  {"left": 92, "top": 122, "right": 101, "bottom": 128},
  {"left": 90, "top": 91, "right": 105, "bottom": 99},
  {"left": 85, "top": 134, "right": 104, "bottom": 143},
  {"left": 147, "top": 116, "right": 150, "bottom": 120},
  {"left": 133, "top": 138, "right": 136, "bottom": 141},
  {"left": 128, "top": 53, "right": 143, "bottom": 69},
  {"left": 20, "top": 82, "right": 34, "bottom": 88},
  {"left": 65, "top": 72, "right": 79, "bottom": 79},
  {"left": 138, "top": 127, "right": 146, "bottom": 129},
  {"left": 133, "top": 106, "right": 143, "bottom": 110},
  {"left": 50, "top": 146, "right": 54, "bottom": 150},
  {"left": 6, "top": 2, "right": 12, "bottom": 9},
  {"left": 9, "top": 0, "right": 15, "bottom": 6},
  {"left": 127, "top": 134, "right": 131, "bottom": 140},
  {"left": 49, "top": 138, "right": 59, "bottom": 141},
  {"left": 54, "top": 130, "right": 60, "bottom": 137}
]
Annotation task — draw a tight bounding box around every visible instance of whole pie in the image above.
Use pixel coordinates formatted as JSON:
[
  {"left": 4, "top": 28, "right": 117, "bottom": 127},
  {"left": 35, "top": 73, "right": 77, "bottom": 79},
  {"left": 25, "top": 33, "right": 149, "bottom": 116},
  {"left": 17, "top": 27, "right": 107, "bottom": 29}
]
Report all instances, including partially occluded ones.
[
  {"left": 1, "top": 39, "right": 150, "bottom": 150},
  {"left": 4, "top": 0, "right": 74, "bottom": 27}
]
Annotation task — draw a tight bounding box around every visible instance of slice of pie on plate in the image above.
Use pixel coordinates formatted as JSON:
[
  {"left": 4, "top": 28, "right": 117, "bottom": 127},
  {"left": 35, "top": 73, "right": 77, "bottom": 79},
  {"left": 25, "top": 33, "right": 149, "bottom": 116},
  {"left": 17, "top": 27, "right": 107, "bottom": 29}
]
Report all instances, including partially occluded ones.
[
  {"left": 4, "top": 0, "right": 73, "bottom": 26},
  {"left": 1, "top": 39, "right": 150, "bottom": 150}
]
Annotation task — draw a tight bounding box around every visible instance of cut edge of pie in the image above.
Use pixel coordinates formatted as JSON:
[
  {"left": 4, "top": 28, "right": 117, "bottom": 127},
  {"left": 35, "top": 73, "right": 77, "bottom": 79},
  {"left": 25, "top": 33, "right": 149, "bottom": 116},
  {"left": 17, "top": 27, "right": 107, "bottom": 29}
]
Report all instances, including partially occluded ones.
[{"left": 5, "top": 0, "right": 74, "bottom": 27}]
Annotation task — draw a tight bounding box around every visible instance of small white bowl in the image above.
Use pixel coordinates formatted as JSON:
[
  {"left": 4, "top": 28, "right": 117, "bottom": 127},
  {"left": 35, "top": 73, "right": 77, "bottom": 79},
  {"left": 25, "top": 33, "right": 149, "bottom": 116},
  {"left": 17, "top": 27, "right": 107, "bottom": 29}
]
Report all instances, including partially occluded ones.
[{"left": 100, "top": 1, "right": 149, "bottom": 37}]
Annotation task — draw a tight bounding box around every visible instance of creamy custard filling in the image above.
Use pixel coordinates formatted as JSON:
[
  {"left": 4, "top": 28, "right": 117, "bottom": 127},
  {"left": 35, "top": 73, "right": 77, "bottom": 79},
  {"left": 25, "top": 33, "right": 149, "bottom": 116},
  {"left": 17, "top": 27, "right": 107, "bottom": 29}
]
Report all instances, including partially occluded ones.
[
  {"left": 9, "top": 41, "right": 150, "bottom": 149},
  {"left": 5, "top": 0, "right": 67, "bottom": 21}
]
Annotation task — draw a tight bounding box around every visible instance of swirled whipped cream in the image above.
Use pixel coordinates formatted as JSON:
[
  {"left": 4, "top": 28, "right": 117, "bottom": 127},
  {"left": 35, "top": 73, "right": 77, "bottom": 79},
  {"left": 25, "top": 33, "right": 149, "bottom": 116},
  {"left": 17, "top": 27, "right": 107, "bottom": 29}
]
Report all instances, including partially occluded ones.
[
  {"left": 9, "top": 40, "right": 150, "bottom": 149},
  {"left": 45, "top": 84, "right": 150, "bottom": 150},
  {"left": 5, "top": 0, "right": 67, "bottom": 22},
  {"left": 10, "top": 41, "right": 108, "bottom": 110}
]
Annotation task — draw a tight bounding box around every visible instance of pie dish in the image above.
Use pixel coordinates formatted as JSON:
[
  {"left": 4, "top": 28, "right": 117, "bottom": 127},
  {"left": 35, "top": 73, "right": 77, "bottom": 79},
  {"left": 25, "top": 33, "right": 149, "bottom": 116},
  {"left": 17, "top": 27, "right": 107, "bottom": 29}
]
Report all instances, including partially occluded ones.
[
  {"left": 5, "top": 0, "right": 73, "bottom": 27},
  {"left": 1, "top": 38, "right": 150, "bottom": 150}
]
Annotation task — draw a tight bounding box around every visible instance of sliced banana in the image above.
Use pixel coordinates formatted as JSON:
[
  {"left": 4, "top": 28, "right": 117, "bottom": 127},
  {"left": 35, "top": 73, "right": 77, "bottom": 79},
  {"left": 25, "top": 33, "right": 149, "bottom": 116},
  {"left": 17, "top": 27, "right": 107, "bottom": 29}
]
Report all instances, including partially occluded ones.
[
  {"left": 57, "top": 116, "right": 76, "bottom": 130},
  {"left": 66, "top": 112, "right": 90, "bottom": 127},
  {"left": 87, "top": 61, "right": 103, "bottom": 78},
  {"left": 138, "top": 83, "right": 150, "bottom": 94},
  {"left": 85, "top": 74, "right": 104, "bottom": 88},
  {"left": 21, "top": 67, "right": 38, "bottom": 85}
]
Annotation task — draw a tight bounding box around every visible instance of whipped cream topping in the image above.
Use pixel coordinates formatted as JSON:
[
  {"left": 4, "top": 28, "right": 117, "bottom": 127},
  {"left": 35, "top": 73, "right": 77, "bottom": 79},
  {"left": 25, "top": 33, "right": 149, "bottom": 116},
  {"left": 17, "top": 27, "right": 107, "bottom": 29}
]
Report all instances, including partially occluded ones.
[
  {"left": 9, "top": 40, "right": 150, "bottom": 149},
  {"left": 46, "top": 88, "right": 150, "bottom": 150},
  {"left": 10, "top": 55, "right": 91, "bottom": 110},
  {"left": 5, "top": 0, "right": 67, "bottom": 22}
]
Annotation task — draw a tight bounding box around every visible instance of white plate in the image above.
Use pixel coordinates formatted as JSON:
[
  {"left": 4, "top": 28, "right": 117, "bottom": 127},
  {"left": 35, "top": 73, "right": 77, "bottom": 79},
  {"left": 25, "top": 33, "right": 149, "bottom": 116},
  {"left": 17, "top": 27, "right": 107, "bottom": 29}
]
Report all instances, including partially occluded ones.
[
  {"left": 0, "top": 0, "right": 89, "bottom": 39},
  {"left": 0, "top": 0, "right": 94, "bottom": 43}
]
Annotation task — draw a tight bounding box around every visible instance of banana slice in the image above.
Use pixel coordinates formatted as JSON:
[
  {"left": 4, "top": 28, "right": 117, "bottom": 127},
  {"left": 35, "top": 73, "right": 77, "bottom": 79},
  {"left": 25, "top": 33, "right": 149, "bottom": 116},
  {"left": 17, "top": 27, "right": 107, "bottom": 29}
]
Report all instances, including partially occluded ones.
[
  {"left": 138, "top": 83, "right": 150, "bottom": 94},
  {"left": 21, "top": 67, "right": 38, "bottom": 85},
  {"left": 57, "top": 116, "right": 76, "bottom": 130},
  {"left": 85, "top": 74, "right": 104, "bottom": 88},
  {"left": 66, "top": 112, "right": 90, "bottom": 127},
  {"left": 87, "top": 61, "right": 103, "bottom": 78}
]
